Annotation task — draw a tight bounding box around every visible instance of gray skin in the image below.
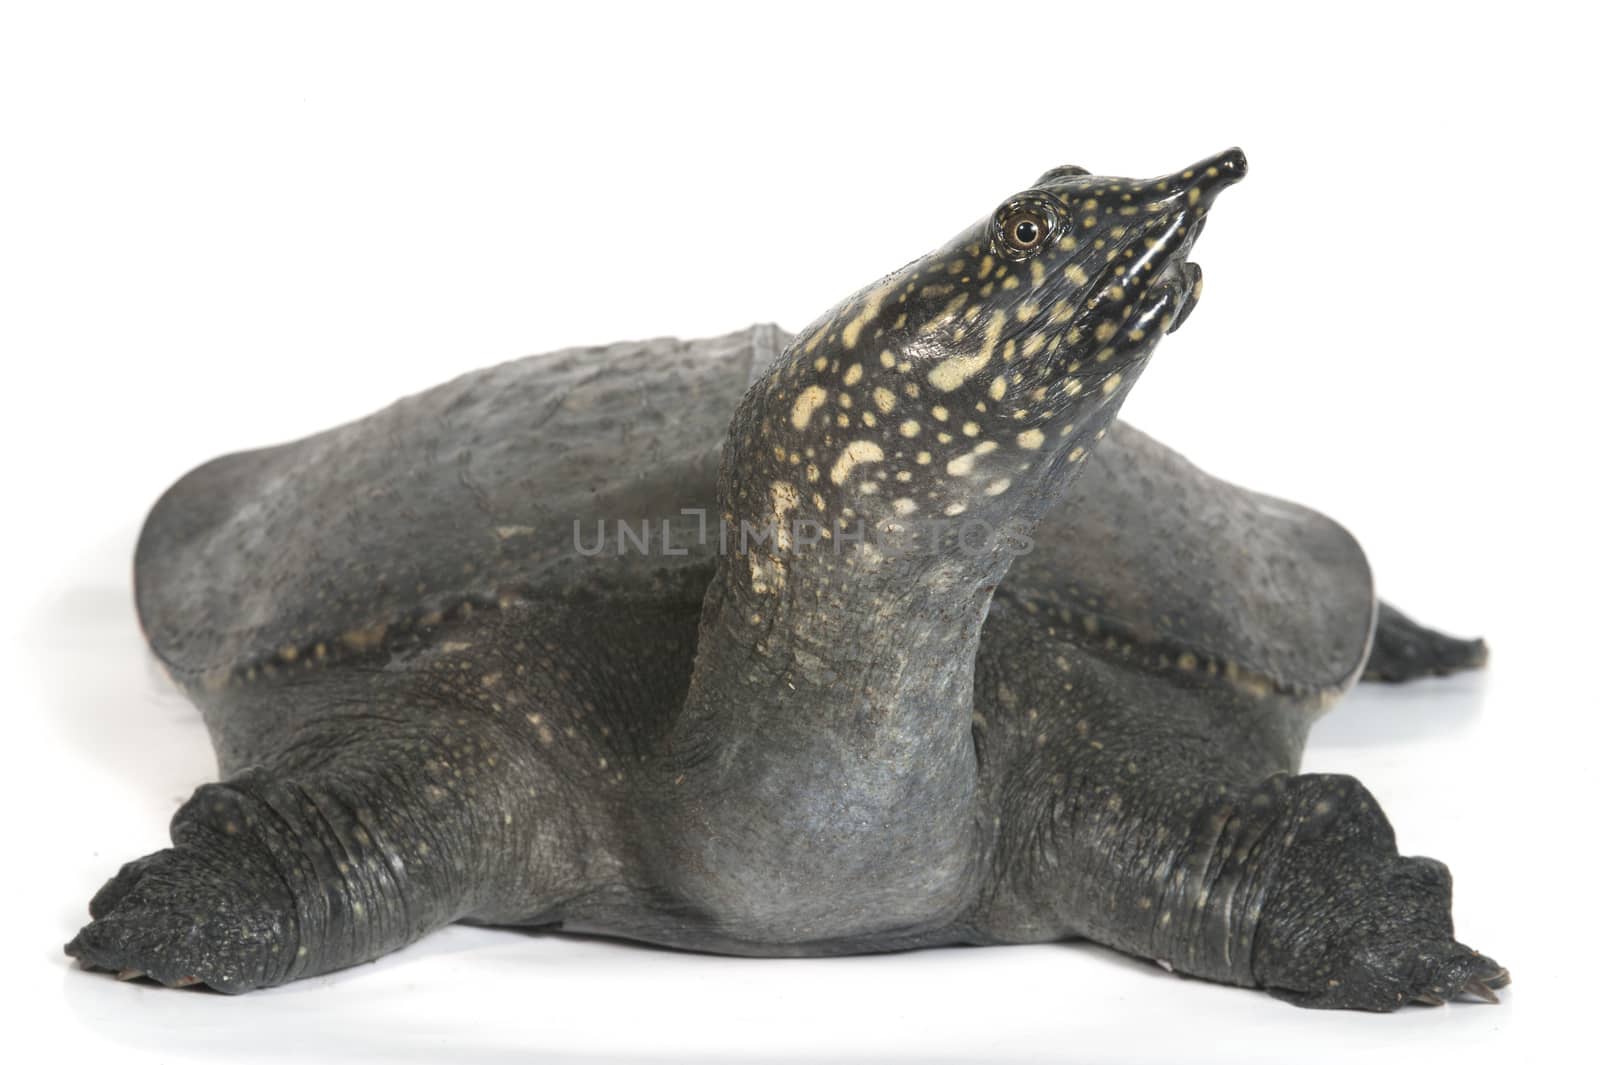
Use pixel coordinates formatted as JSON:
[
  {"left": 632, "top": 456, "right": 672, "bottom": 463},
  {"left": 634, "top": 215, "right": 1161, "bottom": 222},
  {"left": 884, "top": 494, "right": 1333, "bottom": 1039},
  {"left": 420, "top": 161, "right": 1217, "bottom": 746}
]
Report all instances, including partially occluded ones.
[{"left": 67, "top": 149, "right": 1506, "bottom": 1010}]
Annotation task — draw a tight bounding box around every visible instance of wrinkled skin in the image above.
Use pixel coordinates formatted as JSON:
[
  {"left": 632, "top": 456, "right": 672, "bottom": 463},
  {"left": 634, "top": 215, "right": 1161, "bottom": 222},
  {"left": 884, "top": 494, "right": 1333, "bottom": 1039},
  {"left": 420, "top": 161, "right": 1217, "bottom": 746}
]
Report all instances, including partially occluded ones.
[{"left": 68, "top": 150, "right": 1506, "bottom": 1010}]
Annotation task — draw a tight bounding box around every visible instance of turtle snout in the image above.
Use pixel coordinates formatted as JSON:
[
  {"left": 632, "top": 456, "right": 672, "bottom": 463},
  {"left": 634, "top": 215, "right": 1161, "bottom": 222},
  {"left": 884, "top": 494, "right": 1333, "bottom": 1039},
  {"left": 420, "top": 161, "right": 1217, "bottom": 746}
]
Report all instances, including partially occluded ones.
[{"left": 1163, "top": 148, "right": 1248, "bottom": 210}]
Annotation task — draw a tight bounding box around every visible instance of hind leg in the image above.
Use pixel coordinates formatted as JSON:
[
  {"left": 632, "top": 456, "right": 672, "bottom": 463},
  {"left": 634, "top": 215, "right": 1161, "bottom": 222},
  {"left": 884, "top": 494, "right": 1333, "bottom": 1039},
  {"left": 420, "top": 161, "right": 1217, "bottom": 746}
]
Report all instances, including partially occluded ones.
[{"left": 1362, "top": 601, "right": 1489, "bottom": 682}]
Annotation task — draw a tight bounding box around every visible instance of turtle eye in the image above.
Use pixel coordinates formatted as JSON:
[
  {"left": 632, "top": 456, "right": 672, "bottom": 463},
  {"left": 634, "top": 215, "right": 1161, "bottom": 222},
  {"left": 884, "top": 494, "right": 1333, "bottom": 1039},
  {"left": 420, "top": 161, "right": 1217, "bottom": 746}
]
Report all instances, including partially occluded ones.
[
  {"left": 1010, "top": 217, "right": 1042, "bottom": 248},
  {"left": 995, "top": 201, "right": 1058, "bottom": 259}
]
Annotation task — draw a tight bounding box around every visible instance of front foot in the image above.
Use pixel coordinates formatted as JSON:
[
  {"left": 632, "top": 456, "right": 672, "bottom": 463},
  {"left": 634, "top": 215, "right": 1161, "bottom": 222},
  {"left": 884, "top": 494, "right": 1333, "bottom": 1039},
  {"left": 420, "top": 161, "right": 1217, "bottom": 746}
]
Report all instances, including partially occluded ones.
[
  {"left": 67, "top": 836, "right": 295, "bottom": 993},
  {"left": 1268, "top": 931, "right": 1509, "bottom": 1011},
  {"left": 1252, "top": 782, "right": 1509, "bottom": 1011},
  {"left": 68, "top": 757, "right": 479, "bottom": 993}
]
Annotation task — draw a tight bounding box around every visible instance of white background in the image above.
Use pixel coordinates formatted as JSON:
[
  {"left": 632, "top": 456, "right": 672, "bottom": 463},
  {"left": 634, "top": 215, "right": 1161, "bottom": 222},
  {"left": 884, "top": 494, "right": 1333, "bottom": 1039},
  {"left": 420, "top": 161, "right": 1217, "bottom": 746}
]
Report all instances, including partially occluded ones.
[{"left": 2, "top": 1, "right": 1595, "bottom": 1061}]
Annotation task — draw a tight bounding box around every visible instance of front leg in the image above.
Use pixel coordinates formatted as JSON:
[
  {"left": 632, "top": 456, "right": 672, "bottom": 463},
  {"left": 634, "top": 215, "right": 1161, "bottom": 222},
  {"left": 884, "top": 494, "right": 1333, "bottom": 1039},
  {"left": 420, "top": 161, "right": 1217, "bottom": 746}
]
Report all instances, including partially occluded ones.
[
  {"left": 1245, "top": 775, "right": 1508, "bottom": 1008},
  {"left": 65, "top": 683, "right": 569, "bottom": 993},
  {"left": 974, "top": 663, "right": 1508, "bottom": 1010},
  {"left": 68, "top": 757, "right": 465, "bottom": 991}
]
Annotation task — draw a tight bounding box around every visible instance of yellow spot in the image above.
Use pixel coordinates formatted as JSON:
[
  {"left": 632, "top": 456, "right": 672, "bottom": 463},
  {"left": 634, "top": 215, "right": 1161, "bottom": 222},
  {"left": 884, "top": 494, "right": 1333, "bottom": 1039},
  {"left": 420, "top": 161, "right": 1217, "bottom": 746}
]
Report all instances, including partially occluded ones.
[
  {"left": 915, "top": 451, "right": 932, "bottom": 464},
  {"left": 830, "top": 440, "right": 884, "bottom": 485},
  {"left": 927, "top": 312, "right": 1006, "bottom": 392},
  {"left": 1094, "top": 321, "right": 1117, "bottom": 342},
  {"left": 1102, "top": 373, "right": 1123, "bottom": 395},
  {"left": 791, "top": 386, "right": 827, "bottom": 429},
  {"left": 989, "top": 376, "right": 1008, "bottom": 400},
  {"left": 919, "top": 292, "right": 970, "bottom": 334},
  {"left": 946, "top": 451, "right": 977, "bottom": 476},
  {"left": 771, "top": 481, "right": 800, "bottom": 550},
  {"left": 944, "top": 502, "right": 967, "bottom": 516},
  {"left": 1016, "top": 429, "right": 1045, "bottom": 450},
  {"left": 892, "top": 498, "right": 918, "bottom": 516},
  {"left": 842, "top": 282, "right": 890, "bottom": 348},
  {"left": 985, "top": 478, "right": 1012, "bottom": 496},
  {"left": 873, "top": 386, "right": 897, "bottom": 413},
  {"left": 1187, "top": 187, "right": 1201, "bottom": 205},
  {"left": 899, "top": 419, "right": 921, "bottom": 438},
  {"left": 843, "top": 363, "right": 864, "bottom": 386},
  {"left": 341, "top": 623, "right": 387, "bottom": 652},
  {"left": 932, "top": 405, "right": 949, "bottom": 421},
  {"left": 962, "top": 421, "right": 980, "bottom": 437},
  {"left": 879, "top": 350, "right": 896, "bottom": 368},
  {"left": 1068, "top": 446, "right": 1086, "bottom": 462},
  {"left": 1065, "top": 264, "right": 1088, "bottom": 285}
]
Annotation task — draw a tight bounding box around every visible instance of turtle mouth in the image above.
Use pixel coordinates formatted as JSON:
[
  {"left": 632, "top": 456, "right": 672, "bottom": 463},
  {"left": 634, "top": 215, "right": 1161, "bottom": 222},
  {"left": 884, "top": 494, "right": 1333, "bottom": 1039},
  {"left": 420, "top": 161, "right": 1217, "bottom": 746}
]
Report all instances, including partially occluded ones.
[
  {"left": 1148, "top": 221, "right": 1206, "bottom": 335},
  {"left": 1080, "top": 149, "right": 1246, "bottom": 359}
]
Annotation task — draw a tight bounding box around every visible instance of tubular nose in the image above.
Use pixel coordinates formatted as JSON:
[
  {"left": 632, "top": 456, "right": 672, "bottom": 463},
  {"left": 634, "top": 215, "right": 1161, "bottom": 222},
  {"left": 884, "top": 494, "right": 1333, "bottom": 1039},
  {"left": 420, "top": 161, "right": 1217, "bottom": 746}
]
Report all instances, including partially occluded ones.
[
  {"left": 1210, "top": 146, "right": 1247, "bottom": 185},
  {"left": 1168, "top": 147, "right": 1247, "bottom": 206}
]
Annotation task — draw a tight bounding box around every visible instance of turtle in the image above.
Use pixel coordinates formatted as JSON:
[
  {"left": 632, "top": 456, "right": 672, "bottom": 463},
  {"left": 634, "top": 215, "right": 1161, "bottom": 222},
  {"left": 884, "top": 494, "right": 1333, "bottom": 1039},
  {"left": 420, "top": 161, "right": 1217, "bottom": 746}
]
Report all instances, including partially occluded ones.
[{"left": 65, "top": 147, "right": 1507, "bottom": 1011}]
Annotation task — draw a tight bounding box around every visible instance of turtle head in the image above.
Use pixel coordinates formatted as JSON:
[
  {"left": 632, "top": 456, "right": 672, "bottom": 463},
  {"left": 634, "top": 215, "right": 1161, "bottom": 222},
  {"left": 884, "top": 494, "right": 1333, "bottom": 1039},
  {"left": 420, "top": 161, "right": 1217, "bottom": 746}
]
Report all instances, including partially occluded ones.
[
  {"left": 849, "top": 147, "right": 1248, "bottom": 405},
  {"left": 733, "top": 150, "right": 1246, "bottom": 563}
]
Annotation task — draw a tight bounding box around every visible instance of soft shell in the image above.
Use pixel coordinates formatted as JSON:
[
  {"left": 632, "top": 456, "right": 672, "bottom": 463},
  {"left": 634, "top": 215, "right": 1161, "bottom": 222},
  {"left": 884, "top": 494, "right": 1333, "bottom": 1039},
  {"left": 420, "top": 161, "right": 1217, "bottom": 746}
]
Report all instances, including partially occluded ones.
[{"left": 137, "top": 325, "right": 1372, "bottom": 719}]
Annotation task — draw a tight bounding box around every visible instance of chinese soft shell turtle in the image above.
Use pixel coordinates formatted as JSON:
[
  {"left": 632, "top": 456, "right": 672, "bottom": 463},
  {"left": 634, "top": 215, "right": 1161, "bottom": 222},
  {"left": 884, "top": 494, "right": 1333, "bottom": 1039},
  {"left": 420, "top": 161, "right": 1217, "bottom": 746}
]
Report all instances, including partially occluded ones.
[{"left": 67, "top": 148, "right": 1505, "bottom": 1010}]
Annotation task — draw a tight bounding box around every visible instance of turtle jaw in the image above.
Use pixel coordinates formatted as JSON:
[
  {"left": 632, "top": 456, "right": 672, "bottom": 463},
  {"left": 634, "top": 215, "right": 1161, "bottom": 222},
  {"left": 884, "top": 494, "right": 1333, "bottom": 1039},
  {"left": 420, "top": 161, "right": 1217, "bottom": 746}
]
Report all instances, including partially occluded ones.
[
  {"left": 1068, "top": 148, "right": 1247, "bottom": 363},
  {"left": 1146, "top": 149, "right": 1246, "bottom": 335}
]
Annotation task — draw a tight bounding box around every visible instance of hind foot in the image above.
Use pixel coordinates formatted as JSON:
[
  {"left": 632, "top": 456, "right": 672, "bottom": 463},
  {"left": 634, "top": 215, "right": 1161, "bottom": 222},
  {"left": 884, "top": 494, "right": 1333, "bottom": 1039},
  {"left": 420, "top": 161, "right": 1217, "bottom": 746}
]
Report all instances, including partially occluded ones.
[{"left": 1362, "top": 601, "right": 1488, "bottom": 683}]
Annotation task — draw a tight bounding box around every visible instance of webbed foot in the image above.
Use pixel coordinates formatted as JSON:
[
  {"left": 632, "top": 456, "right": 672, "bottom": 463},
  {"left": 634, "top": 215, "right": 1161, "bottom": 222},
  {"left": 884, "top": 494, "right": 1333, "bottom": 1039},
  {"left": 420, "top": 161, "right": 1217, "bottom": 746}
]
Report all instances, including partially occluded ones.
[
  {"left": 68, "top": 837, "right": 293, "bottom": 992},
  {"left": 1269, "top": 933, "right": 1509, "bottom": 1011},
  {"left": 1362, "top": 601, "right": 1488, "bottom": 683},
  {"left": 68, "top": 757, "right": 481, "bottom": 993},
  {"left": 1252, "top": 783, "right": 1507, "bottom": 1011}
]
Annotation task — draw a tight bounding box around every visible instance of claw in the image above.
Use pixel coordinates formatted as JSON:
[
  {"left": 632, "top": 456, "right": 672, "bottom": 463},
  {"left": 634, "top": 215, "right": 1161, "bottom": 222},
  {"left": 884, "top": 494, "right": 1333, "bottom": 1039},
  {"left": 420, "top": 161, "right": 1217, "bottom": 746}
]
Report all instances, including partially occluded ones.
[
  {"left": 115, "top": 968, "right": 145, "bottom": 982},
  {"left": 1413, "top": 990, "right": 1446, "bottom": 1007},
  {"left": 1463, "top": 978, "right": 1500, "bottom": 1004},
  {"left": 172, "top": 975, "right": 202, "bottom": 988},
  {"left": 1484, "top": 967, "right": 1512, "bottom": 990}
]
